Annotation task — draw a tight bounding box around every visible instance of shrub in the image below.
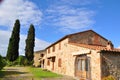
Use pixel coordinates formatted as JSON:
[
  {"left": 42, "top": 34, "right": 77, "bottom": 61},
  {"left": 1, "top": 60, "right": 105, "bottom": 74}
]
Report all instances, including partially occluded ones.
[
  {"left": 23, "top": 58, "right": 33, "bottom": 66},
  {"left": 6, "top": 56, "right": 25, "bottom": 66},
  {"left": 0, "top": 55, "right": 6, "bottom": 70},
  {"left": 6, "top": 60, "right": 15, "bottom": 66},
  {"left": 5, "top": 56, "right": 33, "bottom": 66},
  {"left": 102, "top": 75, "right": 116, "bottom": 80},
  {"left": 15, "top": 55, "right": 26, "bottom": 66},
  {"left": 6, "top": 56, "right": 33, "bottom": 66}
]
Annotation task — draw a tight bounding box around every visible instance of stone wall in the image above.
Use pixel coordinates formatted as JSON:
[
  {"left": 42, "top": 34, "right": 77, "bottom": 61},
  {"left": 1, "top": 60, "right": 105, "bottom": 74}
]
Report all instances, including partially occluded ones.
[
  {"left": 101, "top": 52, "right": 120, "bottom": 80},
  {"left": 46, "top": 38, "right": 69, "bottom": 74},
  {"left": 89, "top": 50, "right": 101, "bottom": 80},
  {"left": 68, "top": 44, "right": 102, "bottom": 80},
  {"left": 34, "top": 52, "right": 41, "bottom": 67},
  {"left": 44, "top": 30, "right": 109, "bottom": 80},
  {"left": 33, "top": 50, "right": 46, "bottom": 67},
  {"left": 45, "top": 38, "right": 102, "bottom": 80},
  {"left": 69, "top": 30, "right": 108, "bottom": 46}
]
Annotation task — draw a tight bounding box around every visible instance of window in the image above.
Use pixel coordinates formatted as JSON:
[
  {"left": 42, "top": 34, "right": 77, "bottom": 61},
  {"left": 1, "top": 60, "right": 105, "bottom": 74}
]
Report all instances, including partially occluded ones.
[
  {"left": 58, "top": 58, "right": 62, "bottom": 67},
  {"left": 77, "top": 59, "right": 86, "bottom": 71},
  {"left": 41, "top": 54, "right": 44, "bottom": 57},
  {"left": 47, "top": 60, "right": 50, "bottom": 66},
  {"left": 48, "top": 48, "right": 50, "bottom": 53},
  {"left": 53, "top": 45, "right": 55, "bottom": 52}
]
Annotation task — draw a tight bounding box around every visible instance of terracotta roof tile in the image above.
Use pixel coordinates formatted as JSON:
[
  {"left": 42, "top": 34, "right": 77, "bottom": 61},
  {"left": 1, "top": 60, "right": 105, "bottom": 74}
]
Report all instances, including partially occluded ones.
[{"left": 69, "top": 42, "right": 120, "bottom": 52}]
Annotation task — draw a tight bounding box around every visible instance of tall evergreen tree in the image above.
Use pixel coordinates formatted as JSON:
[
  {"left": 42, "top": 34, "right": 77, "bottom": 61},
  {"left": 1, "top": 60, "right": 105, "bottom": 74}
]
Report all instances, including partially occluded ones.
[
  {"left": 25, "top": 24, "right": 35, "bottom": 61},
  {"left": 6, "top": 19, "right": 20, "bottom": 61}
]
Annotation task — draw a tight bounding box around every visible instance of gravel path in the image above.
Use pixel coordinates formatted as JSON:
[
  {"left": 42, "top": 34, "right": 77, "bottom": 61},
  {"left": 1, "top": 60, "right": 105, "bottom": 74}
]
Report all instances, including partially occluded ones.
[
  {"left": 42, "top": 76, "right": 76, "bottom": 80},
  {"left": 0, "top": 67, "right": 33, "bottom": 80},
  {"left": 0, "top": 67, "right": 76, "bottom": 80}
]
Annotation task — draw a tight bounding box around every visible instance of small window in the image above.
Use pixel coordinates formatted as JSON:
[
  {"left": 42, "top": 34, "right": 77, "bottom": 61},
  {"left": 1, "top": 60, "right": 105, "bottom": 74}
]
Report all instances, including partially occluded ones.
[
  {"left": 41, "top": 54, "right": 44, "bottom": 57},
  {"left": 58, "top": 58, "right": 62, "bottom": 67},
  {"left": 53, "top": 45, "right": 55, "bottom": 52},
  {"left": 47, "top": 60, "right": 50, "bottom": 66}
]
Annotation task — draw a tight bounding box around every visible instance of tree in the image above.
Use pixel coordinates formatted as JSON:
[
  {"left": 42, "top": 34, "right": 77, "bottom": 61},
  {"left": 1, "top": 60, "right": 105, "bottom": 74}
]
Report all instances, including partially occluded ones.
[
  {"left": 6, "top": 19, "right": 20, "bottom": 61},
  {"left": 25, "top": 24, "right": 35, "bottom": 61},
  {"left": 0, "top": 55, "right": 6, "bottom": 70}
]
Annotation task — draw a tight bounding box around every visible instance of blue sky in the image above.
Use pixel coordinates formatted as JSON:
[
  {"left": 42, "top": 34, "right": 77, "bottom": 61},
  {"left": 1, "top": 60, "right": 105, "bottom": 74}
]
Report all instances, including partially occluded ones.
[{"left": 0, "top": 0, "right": 120, "bottom": 56}]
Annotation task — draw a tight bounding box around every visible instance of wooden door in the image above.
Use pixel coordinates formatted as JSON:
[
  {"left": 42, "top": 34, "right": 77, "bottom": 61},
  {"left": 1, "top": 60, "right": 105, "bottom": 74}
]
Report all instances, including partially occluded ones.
[
  {"left": 52, "top": 62, "right": 54, "bottom": 70},
  {"left": 75, "top": 57, "right": 87, "bottom": 79},
  {"left": 51, "top": 57, "right": 55, "bottom": 71},
  {"left": 75, "top": 55, "right": 91, "bottom": 80}
]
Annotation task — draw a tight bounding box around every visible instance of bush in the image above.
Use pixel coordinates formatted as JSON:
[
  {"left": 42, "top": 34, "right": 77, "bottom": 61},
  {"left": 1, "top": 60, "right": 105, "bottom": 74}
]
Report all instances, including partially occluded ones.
[
  {"left": 23, "top": 58, "right": 33, "bottom": 66},
  {"left": 6, "top": 60, "right": 14, "bottom": 66},
  {"left": 0, "top": 55, "right": 6, "bottom": 70},
  {"left": 102, "top": 75, "right": 116, "bottom": 80},
  {"left": 6, "top": 56, "right": 25, "bottom": 66},
  {"left": 6, "top": 56, "right": 33, "bottom": 66}
]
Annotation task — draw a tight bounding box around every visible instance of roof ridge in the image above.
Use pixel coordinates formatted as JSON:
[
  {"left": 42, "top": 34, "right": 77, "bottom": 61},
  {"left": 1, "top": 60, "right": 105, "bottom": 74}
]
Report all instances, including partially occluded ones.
[{"left": 46, "top": 30, "right": 108, "bottom": 49}]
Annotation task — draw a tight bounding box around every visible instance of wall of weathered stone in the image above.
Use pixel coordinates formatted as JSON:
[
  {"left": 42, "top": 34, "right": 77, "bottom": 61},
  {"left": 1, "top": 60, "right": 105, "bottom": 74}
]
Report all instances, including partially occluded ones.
[
  {"left": 68, "top": 44, "right": 102, "bottom": 80},
  {"left": 89, "top": 50, "right": 101, "bottom": 80},
  {"left": 34, "top": 53, "right": 41, "bottom": 67},
  {"left": 44, "top": 30, "right": 110, "bottom": 80},
  {"left": 69, "top": 30, "right": 108, "bottom": 46},
  {"left": 33, "top": 50, "right": 46, "bottom": 67},
  {"left": 45, "top": 38, "right": 102, "bottom": 80},
  {"left": 101, "top": 52, "right": 120, "bottom": 80},
  {"left": 46, "top": 38, "right": 69, "bottom": 73}
]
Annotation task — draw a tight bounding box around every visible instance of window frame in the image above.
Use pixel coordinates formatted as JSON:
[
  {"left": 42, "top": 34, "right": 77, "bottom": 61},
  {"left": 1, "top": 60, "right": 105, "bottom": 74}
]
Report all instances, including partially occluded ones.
[
  {"left": 47, "top": 59, "right": 50, "bottom": 66},
  {"left": 48, "top": 48, "right": 50, "bottom": 53},
  {"left": 58, "top": 58, "right": 62, "bottom": 67},
  {"left": 52, "top": 45, "right": 55, "bottom": 52}
]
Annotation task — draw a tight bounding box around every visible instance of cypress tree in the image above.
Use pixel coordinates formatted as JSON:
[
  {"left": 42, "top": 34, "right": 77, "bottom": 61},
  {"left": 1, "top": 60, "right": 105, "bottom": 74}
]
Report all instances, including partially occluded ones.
[
  {"left": 25, "top": 24, "right": 35, "bottom": 61},
  {"left": 6, "top": 19, "right": 20, "bottom": 61}
]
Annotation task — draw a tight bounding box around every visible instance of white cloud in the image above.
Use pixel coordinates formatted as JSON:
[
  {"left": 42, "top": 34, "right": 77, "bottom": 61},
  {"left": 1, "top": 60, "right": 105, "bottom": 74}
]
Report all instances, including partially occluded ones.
[
  {"left": 0, "top": 30, "right": 50, "bottom": 56},
  {"left": 45, "top": 6, "right": 95, "bottom": 32},
  {"left": 0, "top": 0, "right": 42, "bottom": 29},
  {"left": 0, "top": 30, "right": 10, "bottom": 56}
]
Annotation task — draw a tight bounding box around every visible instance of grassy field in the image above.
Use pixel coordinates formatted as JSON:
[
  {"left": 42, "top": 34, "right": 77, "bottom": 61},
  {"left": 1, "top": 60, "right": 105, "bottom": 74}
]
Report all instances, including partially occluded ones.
[
  {"left": 0, "top": 67, "right": 74, "bottom": 80},
  {"left": 29, "top": 67, "right": 62, "bottom": 79},
  {"left": 0, "top": 67, "right": 62, "bottom": 80}
]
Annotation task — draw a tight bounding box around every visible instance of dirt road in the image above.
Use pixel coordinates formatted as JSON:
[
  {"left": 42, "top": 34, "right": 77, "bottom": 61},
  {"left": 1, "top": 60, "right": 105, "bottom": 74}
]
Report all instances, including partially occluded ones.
[
  {"left": 0, "top": 67, "right": 75, "bottom": 80},
  {"left": 0, "top": 67, "right": 33, "bottom": 80}
]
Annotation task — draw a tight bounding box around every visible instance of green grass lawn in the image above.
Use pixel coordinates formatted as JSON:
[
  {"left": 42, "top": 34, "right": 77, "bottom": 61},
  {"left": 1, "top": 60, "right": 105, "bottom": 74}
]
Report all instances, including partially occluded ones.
[
  {"left": 29, "top": 67, "right": 62, "bottom": 79},
  {"left": 0, "top": 67, "right": 62, "bottom": 80}
]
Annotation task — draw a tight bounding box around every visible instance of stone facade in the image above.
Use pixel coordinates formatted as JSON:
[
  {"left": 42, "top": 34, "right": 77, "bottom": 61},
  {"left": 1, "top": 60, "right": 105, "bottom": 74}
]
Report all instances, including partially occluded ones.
[
  {"left": 33, "top": 50, "right": 46, "bottom": 67},
  {"left": 69, "top": 30, "right": 108, "bottom": 46},
  {"left": 34, "top": 30, "right": 120, "bottom": 80},
  {"left": 101, "top": 52, "right": 120, "bottom": 80}
]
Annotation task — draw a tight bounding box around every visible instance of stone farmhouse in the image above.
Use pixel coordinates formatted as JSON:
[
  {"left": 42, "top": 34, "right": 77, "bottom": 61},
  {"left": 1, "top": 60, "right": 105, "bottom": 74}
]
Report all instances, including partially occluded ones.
[{"left": 34, "top": 30, "right": 120, "bottom": 80}]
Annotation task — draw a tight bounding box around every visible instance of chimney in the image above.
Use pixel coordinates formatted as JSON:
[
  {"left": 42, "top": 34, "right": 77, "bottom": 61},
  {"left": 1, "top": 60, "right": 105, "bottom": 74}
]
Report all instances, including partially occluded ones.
[{"left": 106, "top": 41, "right": 114, "bottom": 50}]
